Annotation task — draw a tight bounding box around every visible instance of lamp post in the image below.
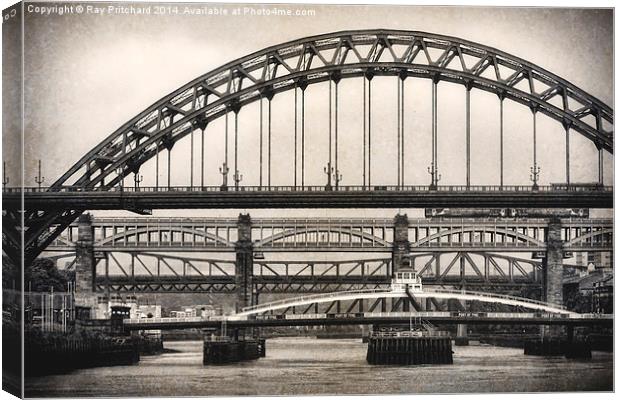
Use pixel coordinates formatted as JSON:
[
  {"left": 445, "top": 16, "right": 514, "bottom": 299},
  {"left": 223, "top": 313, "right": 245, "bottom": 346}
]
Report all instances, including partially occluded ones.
[
  {"left": 35, "top": 159, "right": 45, "bottom": 189},
  {"left": 219, "top": 162, "right": 229, "bottom": 191},
  {"left": 323, "top": 163, "right": 333, "bottom": 191},
  {"left": 427, "top": 162, "right": 441, "bottom": 190},
  {"left": 2, "top": 161, "right": 8, "bottom": 189},
  {"left": 530, "top": 164, "right": 541, "bottom": 191},
  {"left": 233, "top": 170, "right": 243, "bottom": 190},
  {"left": 333, "top": 169, "right": 342, "bottom": 189},
  {"left": 116, "top": 167, "right": 124, "bottom": 191},
  {"left": 134, "top": 173, "right": 143, "bottom": 190}
]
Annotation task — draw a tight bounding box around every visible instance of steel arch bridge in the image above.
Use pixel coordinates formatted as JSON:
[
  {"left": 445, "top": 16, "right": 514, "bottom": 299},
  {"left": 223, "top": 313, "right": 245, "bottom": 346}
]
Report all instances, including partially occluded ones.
[
  {"left": 3, "top": 29, "right": 614, "bottom": 265},
  {"left": 233, "top": 287, "right": 569, "bottom": 318}
]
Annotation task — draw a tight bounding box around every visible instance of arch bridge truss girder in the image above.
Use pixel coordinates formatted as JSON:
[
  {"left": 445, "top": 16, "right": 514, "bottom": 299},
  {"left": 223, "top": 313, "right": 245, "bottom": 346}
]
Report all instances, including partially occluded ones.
[
  {"left": 54, "top": 29, "right": 613, "bottom": 193},
  {"left": 235, "top": 288, "right": 569, "bottom": 317},
  {"left": 46, "top": 250, "right": 586, "bottom": 293},
  {"left": 45, "top": 217, "right": 613, "bottom": 253}
]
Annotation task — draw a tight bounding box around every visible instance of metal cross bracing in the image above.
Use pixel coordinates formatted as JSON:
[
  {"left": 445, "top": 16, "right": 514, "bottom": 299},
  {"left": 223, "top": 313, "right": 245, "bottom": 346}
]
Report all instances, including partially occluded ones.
[
  {"left": 46, "top": 250, "right": 584, "bottom": 293},
  {"left": 44, "top": 216, "right": 613, "bottom": 253},
  {"left": 3, "top": 29, "right": 614, "bottom": 266}
]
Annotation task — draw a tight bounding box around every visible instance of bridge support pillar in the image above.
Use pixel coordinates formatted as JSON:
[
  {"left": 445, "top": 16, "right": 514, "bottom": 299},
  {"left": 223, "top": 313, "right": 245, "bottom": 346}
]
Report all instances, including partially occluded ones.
[
  {"left": 74, "top": 213, "right": 97, "bottom": 317},
  {"left": 542, "top": 218, "right": 564, "bottom": 338},
  {"left": 203, "top": 335, "right": 265, "bottom": 365},
  {"left": 524, "top": 218, "right": 593, "bottom": 358},
  {"left": 392, "top": 214, "right": 410, "bottom": 273},
  {"left": 455, "top": 300, "right": 469, "bottom": 345},
  {"left": 455, "top": 324, "right": 469, "bottom": 346},
  {"left": 235, "top": 214, "right": 254, "bottom": 313},
  {"left": 367, "top": 328, "right": 453, "bottom": 365}
]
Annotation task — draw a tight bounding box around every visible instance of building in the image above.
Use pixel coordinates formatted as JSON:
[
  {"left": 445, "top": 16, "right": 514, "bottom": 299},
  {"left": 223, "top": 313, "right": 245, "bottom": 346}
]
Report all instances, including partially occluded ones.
[
  {"left": 94, "top": 294, "right": 161, "bottom": 320},
  {"left": 587, "top": 252, "right": 612, "bottom": 272},
  {"left": 95, "top": 294, "right": 138, "bottom": 320},
  {"left": 136, "top": 304, "right": 162, "bottom": 319},
  {"left": 575, "top": 251, "right": 612, "bottom": 270},
  {"left": 563, "top": 270, "right": 614, "bottom": 313},
  {"left": 169, "top": 305, "right": 221, "bottom": 318},
  {"left": 592, "top": 275, "right": 613, "bottom": 314}
]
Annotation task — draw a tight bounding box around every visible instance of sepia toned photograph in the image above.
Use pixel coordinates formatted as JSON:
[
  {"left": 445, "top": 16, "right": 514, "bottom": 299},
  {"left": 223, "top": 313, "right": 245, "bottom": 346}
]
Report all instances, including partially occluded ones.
[{"left": 1, "top": 1, "right": 614, "bottom": 397}]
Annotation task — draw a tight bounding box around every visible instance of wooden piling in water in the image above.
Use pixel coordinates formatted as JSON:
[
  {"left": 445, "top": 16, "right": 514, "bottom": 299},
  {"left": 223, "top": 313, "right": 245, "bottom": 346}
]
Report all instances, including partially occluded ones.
[{"left": 366, "top": 333, "right": 453, "bottom": 365}]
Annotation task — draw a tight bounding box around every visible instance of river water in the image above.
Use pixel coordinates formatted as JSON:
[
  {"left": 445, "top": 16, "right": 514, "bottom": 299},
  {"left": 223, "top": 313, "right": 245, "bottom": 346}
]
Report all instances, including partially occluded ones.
[{"left": 25, "top": 338, "right": 613, "bottom": 397}]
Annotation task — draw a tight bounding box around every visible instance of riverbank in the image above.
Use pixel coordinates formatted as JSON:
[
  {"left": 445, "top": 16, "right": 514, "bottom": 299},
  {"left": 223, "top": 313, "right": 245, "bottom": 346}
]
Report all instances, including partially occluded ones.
[
  {"left": 24, "top": 329, "right": 140, "bottom": 376},
  {"left": 5, "top": 323, "right": 165, "bottom": 376}
]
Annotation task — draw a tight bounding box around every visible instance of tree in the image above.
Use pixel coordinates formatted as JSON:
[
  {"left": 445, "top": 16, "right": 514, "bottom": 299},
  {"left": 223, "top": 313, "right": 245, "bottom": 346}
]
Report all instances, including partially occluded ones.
[
  {"left": 2, "top": 255, "right": 19, "bottom": 290},
  {"left": 24, "top": 258, "right": 71, "bottom": 292}
]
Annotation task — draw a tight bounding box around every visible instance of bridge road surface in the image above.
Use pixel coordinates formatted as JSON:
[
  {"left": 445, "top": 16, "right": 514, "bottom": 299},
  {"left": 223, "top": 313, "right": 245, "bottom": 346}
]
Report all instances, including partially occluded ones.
[{"left": 123, "top": 313, "right": 613, "bottom": 331}]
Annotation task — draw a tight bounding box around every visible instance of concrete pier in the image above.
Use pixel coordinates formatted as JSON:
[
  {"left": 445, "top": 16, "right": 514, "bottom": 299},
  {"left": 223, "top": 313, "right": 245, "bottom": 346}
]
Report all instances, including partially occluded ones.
[
  {"left": 366, "top": 331, "right": 453, "bottom": 365},
  {"left": 455, "top": 324, "right": 469, "bottom": 346},
  {"left": 525, "top": 326, "right": 591, "bottom": 359},
  {"left": 203, "top": 335, "right": 265, "bottom": 365}
]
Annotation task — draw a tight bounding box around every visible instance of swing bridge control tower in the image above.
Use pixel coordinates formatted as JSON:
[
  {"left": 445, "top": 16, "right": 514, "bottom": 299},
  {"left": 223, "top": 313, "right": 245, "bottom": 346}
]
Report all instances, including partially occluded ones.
[{"left": 368, "top": 268, "right": 454, "bottom": 365}]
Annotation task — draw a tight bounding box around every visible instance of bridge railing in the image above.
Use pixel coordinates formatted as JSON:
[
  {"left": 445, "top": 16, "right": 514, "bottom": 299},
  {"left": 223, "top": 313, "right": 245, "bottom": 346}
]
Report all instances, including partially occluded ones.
[
  {"left": 6, "top": 184, "right": 614, "bottom": 194},
  {"left": 370, "top": 330, "right": 452, "bottom": 338},
  {"left": 124, "top": 317, "right": 205, "bottom": 324},
  {"left": 568, "top": 313, "right": 613, "bottom": 319}
]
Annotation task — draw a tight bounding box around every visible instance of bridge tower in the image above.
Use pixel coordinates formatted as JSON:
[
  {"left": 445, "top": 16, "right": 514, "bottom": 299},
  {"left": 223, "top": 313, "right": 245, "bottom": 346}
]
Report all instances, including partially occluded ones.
[
  {"left": 393, "top": 214, "right": 412, "bottom": 312},
  {"left": 393, "top": 214, "right": 433, "bottom": 313},
  {"left": 235, "top": 214, "right": 255, "bottom": 313},
  {"left": 392, "top": 214, "right": 410, "bottom": 273},
  {"left": 74, "top": 213, "right": 97, "bottom": 317}
]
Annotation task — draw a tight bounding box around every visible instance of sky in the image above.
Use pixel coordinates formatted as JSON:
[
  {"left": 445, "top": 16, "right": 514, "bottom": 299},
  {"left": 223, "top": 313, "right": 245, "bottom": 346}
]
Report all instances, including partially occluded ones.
[{"left": 2, "top": 2, "right": 614, "bottom": 219}]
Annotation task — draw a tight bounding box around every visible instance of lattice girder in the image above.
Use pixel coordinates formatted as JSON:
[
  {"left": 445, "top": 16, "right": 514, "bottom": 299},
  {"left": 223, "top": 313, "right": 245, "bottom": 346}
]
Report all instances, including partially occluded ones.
[{"left": 51, "top": 29, "right": 612, "bottom": 191}]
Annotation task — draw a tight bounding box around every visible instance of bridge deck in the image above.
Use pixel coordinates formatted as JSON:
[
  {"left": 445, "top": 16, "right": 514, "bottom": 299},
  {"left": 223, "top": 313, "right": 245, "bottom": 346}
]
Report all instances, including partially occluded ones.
[
  {"left": 5, "top": 185, "right": 613, "bottom": 209},
  {"left": 123, "top": 312, "right": 613, "bottom": 330}
]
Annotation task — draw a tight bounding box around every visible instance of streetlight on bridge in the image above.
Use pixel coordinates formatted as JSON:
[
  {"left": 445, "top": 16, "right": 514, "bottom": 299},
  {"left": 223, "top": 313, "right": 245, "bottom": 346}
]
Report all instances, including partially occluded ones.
[
  {"left": 34, "top": 159, "right": 45, "bottom": 189},
  {"left": 233, "top": 170, "right": 243, "bottom": 190},
  {"left": 134, "top": 173, "right": 143, "bottom": 190},
  {"left": 427, "top": 162, "right": 441, "bottom": 191},
  {"left": 219, "top": 162, "right": 229, "bottom": 191},
  {"left": 3, "top": 161, "right": 8, "bottom": 189}
]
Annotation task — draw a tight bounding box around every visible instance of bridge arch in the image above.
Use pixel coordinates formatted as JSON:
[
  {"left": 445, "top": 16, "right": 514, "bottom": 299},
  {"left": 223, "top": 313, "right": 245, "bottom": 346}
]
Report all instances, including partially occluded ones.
[
  {"left": 233, "top": 288, "right": 569, "bottom": 317},
  {"left": 96, "top": 226, "right": 233, "bottom": 248},
  {"left": 255, "top": 226, "right": 391, "bottom": 248},
  {"left": 411, "top": 226, "right": 545, "bottom": 248},
  {"left": 234, "top": 288, "right": 569, "bottom": 317},
  {"left": 51, "top": 29, "right": 612, "bottom": 190},
  {"left": 566, "top": 228, "right": 613, "bottom": 248}
]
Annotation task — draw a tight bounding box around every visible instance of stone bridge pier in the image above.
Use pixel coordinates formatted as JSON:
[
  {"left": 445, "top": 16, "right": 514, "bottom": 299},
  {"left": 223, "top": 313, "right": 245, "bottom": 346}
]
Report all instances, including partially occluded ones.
[
  {"left": 235, "top": 213, "right": 255, "bottom": 313},
  {"left": 543, "top": 218, "right": 565, "bottom": 336},
  {"left": 526, "top": 217, "right": 590, "bottom": 358},
  {"left": 74, "top": 213, "right": 97, "bottom": 318},
  {"left": 393, "top": 213, "right": 468, "bottom": 341}
]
